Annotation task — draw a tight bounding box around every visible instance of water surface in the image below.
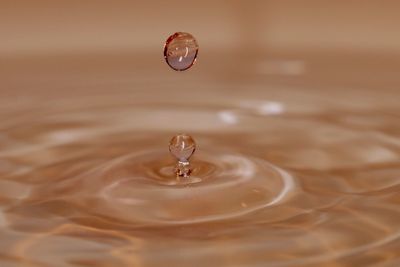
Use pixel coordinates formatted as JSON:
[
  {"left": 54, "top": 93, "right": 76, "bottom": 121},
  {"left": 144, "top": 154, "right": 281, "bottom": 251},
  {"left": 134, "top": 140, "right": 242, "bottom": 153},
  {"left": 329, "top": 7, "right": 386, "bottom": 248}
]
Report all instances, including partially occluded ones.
[{"left": 0, "top": 50, "right": 399, "bottom": 267}]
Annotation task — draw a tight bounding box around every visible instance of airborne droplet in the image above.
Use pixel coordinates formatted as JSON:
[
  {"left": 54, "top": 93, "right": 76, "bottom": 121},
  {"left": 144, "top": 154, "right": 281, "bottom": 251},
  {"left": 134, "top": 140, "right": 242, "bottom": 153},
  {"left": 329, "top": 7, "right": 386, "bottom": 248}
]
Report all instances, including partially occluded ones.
[{"left": 164, "top": 32, "right": 199, "bottom": 71}]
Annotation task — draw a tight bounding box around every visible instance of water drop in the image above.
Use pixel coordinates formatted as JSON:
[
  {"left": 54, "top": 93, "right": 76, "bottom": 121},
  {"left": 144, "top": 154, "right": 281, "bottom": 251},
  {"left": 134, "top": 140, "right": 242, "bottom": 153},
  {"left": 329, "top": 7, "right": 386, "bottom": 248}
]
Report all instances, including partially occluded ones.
[
  {"left": 169, "top": 134, "right": 196, "bottom": 162},
  {"left": 164, "top": 32, "right": 199, "bottom": 71},
  {"left": 169, "top": 134, "right": 196, "bottom": 177}
]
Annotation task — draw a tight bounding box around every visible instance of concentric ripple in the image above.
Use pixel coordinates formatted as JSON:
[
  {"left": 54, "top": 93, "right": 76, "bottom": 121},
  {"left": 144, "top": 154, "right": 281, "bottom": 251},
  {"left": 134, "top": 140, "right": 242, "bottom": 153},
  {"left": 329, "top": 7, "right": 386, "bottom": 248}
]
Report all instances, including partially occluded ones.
[
  {"left": 32, "top": 149, "right": 295, "bottom": 225},
  {"left": 0, "top": 94, "right": 399, "bottom": 267}
]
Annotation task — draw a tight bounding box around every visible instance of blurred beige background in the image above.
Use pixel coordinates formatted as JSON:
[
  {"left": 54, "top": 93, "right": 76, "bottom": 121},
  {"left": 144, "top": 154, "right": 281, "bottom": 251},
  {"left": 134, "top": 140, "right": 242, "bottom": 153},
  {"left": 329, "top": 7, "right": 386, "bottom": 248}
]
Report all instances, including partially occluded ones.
[{"left": 1, "top": 0, "right": 399, "bottom": 55}]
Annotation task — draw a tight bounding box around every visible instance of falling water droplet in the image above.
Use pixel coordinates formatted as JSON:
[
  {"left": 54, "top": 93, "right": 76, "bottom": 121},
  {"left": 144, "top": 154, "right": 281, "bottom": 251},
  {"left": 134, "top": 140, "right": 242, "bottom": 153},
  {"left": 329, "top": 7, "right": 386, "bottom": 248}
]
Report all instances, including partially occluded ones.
[
  {"left": 164, "top": 32, "right": 199, "bottom": 71},
  {"left": 169, "top": 134, "right": 196, "bottom": 178}
]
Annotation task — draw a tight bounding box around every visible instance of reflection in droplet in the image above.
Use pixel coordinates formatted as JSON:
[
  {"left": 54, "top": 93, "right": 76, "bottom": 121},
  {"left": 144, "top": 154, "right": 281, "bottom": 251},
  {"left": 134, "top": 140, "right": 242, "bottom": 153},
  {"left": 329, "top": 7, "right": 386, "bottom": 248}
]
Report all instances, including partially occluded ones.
[{"left": 164, "top": 32, "right": 199, "bottom": 71}]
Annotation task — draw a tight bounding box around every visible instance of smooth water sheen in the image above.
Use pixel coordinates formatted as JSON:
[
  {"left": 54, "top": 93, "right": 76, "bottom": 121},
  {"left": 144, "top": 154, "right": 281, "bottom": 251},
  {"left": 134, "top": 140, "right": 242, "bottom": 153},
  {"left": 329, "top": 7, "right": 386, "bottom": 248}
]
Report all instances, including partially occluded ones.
[{"left": 0, "top": 51, "right": 399, "bottom": 267}]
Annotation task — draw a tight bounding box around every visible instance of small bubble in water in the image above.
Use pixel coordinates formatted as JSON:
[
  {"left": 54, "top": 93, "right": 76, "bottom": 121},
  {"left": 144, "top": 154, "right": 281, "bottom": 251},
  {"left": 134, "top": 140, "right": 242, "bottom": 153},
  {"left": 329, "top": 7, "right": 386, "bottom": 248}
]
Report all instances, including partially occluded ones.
[
  {"left": 169, "top": 134, "right": 196, "bottom": 178},
  {"left": 164, "top": 32, "right": 199, "bottom": 71}
]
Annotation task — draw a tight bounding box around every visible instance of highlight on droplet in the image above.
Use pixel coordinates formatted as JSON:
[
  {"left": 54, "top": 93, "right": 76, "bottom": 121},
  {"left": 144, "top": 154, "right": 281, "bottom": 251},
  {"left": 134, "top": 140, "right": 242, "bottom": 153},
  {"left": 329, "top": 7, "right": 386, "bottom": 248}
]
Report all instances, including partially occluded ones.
[{"left": 164, "top": 32, "right": 199, "bottom": 71}]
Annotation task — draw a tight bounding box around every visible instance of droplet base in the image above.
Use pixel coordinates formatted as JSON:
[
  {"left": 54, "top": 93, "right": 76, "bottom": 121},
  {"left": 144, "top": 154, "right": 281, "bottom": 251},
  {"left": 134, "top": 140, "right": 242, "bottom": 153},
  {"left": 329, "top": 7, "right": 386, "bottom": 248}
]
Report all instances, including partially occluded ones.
[{"left": 175, "top": 160, "right": 192, "bottom": 178}]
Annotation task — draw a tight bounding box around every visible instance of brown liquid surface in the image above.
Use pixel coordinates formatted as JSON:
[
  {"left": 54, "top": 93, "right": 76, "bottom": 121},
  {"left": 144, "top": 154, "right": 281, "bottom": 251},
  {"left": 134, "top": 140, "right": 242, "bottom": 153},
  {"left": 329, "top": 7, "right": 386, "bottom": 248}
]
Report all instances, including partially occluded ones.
[{"left": 0, "top": 50, "right": 399, "bottom": 267}]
